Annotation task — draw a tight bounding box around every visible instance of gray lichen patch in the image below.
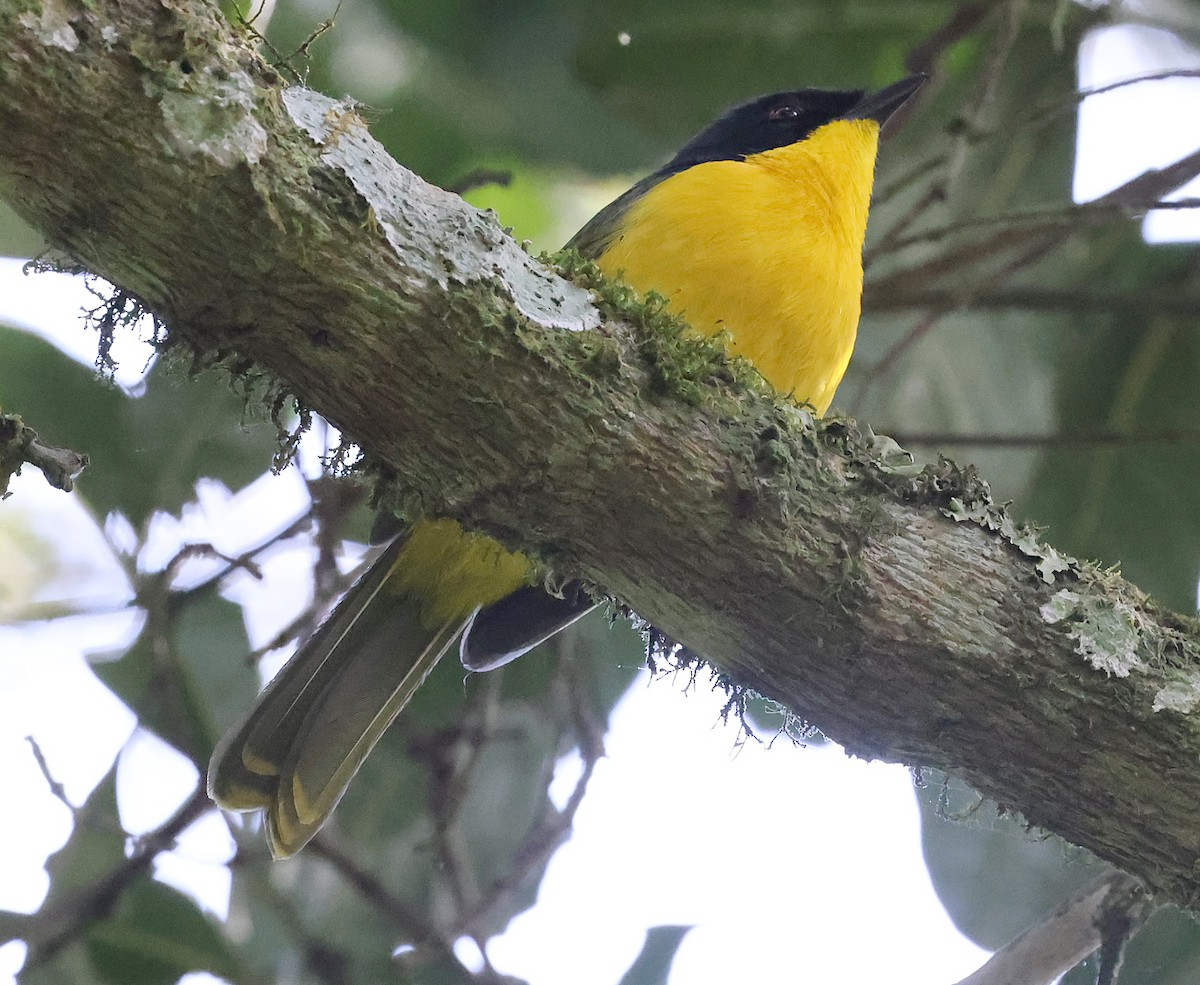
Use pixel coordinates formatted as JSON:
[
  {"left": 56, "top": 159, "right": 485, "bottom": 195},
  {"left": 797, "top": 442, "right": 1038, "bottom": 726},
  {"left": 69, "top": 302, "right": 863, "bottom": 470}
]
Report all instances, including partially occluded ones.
[
  {"left": 1040, "top": 588, "right": 1146, "bottom": 677},
  {"left": 1154, "top": 672, "right": 1200, "bottom": 713},
  {"left": 943, "top": 496, "right": 1075, "bottom": 585},
  {"left": 18, "top": 0, "right": 79, "bottom": 52},
  {"left": 159, "top": 68, "right": 268, "bottom": 166},
  {"left": 281, "top": 88, "right": 599, "bottom": 333}
]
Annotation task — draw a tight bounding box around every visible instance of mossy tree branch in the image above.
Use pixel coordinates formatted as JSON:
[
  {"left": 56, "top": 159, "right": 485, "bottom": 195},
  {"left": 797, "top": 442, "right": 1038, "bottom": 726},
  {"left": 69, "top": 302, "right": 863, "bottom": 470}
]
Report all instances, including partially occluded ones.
[{"left": 3, "top": 0, "right": 1200, "bottom": 906}]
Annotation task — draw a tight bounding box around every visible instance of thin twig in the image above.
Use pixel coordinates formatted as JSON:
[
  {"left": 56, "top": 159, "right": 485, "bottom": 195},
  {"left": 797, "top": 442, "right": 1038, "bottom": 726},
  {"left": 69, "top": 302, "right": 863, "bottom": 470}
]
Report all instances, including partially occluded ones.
[
  {"left": 242, "top": 568, "right": 358, "bottom": 665},
  {"left": 945, "top": 0, "right": 1026, "bottom": 196},
  {"left": 230, "top": 1, "right": 301, "bottom": 85},
  {"left": 855, "top": 228, "right": 1059, "bottom": 408},
  {"left": 165, "top": 507, "right": 317, "bottom": 602},
  {"left": 874, "top": 68, "right": 1200, "bottom": 207},
  {"left": 307, "top": 835, "right": 478, "bottom": 983},
  {"left": 954, "top": 872, "right": 1151, "bottom": 985},
  {"left": 292, "top": 0, "right": 343, "bottom": 63},
  {"left": 856, "top": 143, "right": 1200, "bottom": 408},
  {"left": 427, "top": 671, "right": 508, "bottom": 915},
  {"left": 906, "top": 1, "right": 992, "bottom": 76},
  {"left": 1097, "top": 146, "right": 1200, "bottom": 209},
  {"left": 864, "top": 283, "right": 1200, "bottom": 318},
  {"left": 873, "top": 197, "right": 1200, "bottom": 256},
  {"left": 869, "top": 0, "right": 1020, "bottom": 251},
  {"left": 459, "top": 631, "right": 605, "bottom": 938},
  {"left": 231, "top": 850, "right": 351, "bottom": 985},
  {"left": 24, "top": 736, "right": 73, "bottom": 810},
  {"left": 887, "top": 429, "right": 1200, "bottom": 450}
]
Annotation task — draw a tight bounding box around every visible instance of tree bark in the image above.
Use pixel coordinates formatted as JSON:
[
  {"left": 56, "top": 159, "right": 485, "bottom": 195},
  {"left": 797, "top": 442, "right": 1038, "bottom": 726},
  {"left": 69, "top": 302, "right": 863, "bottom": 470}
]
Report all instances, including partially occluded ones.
[{"left": 3, "top": 0, "right": 1200, "bottom": 906}]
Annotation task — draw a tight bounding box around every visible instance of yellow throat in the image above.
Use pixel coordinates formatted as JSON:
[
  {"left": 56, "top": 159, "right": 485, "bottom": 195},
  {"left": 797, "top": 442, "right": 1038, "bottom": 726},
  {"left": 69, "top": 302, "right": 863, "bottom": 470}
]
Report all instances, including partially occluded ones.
[{"left": 596, "top": 118, "right": 882, "bottom": 415}]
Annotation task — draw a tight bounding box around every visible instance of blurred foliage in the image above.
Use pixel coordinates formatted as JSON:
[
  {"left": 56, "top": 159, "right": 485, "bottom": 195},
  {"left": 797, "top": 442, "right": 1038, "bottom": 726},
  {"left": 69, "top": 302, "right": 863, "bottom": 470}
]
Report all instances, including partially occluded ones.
[
  {"left": 615, "top": 925, "right": 693, "bottom": 985},
  {"left": 93, "top": 593, "right": 257, "bottom": 766},
  {"left": 919, "top": 772, "right": 1200, "bottom": 982},
  {"left": 84, "top": 880, "right": 242, "bottom": 985},
  {"left": 0, "top": 332, "right": 279, "bottom": 528},
  {"left": 917, "top": 772, "right": 1107, "bottom": 947},
  {"left": 1, "top": 0, "right": 1199, "bottom": 982}
]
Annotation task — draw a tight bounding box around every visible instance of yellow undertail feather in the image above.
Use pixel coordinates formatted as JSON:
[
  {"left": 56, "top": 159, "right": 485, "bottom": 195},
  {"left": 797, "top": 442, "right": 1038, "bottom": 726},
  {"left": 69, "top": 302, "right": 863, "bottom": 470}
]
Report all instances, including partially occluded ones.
[
  {"left": 208, "top": 520, "right": 532, "bottom": 857},
  {"left": 388, "top": 518, "right": 533, "bottom": 626},
  {"left": 598, "top": 119, "right": 881, "bottom": 413}
]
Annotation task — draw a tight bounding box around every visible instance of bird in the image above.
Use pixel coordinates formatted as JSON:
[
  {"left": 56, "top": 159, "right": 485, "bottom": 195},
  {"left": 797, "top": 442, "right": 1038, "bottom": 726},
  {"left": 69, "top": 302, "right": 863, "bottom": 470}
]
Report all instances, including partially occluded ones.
[{"left": 208, "top": 73, "right": 928, "bottom": 857}]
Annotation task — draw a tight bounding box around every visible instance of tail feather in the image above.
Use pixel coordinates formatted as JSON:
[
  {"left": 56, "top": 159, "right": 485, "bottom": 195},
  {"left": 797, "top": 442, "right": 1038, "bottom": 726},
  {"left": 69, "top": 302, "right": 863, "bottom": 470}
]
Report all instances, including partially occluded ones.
[
  {"left": 208, "top": 539, "right": 468, "bottom": 858},
  {"left": 283, "top": 610, "right": 460, "bottom": 828},
  {"left": 265, "top": 613, "right": 461, "bottom": 856},
  {"left": 240, "top": 539, "right": 408, "bottom": 781}
]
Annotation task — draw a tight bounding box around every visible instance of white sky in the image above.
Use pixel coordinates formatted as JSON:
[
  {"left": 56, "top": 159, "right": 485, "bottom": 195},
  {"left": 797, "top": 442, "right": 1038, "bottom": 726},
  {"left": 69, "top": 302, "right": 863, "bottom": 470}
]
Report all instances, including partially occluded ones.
[
  {"left": 1, "top": 18, "right": 1199, "bottom": 985},
  {"left": 1075, "top": 22, "right": 1200, "bottom": 241}
]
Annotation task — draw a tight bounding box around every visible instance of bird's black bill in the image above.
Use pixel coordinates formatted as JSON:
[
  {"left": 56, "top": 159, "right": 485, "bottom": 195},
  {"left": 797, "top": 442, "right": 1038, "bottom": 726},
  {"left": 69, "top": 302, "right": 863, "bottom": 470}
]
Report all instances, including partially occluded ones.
[{"left": 842, "top": 74, "right": 928, "bottom": 127}]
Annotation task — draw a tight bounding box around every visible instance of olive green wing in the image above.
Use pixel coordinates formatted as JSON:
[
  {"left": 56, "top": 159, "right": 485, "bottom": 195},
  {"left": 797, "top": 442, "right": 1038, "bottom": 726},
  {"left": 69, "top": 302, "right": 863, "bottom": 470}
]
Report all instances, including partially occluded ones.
[{"left": 564, "top": 172, "right": 671, "bottom": 261}]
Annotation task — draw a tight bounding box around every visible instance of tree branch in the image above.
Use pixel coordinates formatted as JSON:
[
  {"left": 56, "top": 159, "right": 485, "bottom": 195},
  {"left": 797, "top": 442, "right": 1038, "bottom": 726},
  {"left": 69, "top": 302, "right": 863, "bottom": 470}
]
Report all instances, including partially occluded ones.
[
  {"left": 0, "top": 412, "right": 89, "bottom": 497},
  {"left": 3, "top": 0, "right": 1200, "bottom": 910},
  {"left": 13, "top": 784, "right": 210, "bottom": 971},
  {"left": 954, "top": 872, "right": 1152, "bottom": 985}
]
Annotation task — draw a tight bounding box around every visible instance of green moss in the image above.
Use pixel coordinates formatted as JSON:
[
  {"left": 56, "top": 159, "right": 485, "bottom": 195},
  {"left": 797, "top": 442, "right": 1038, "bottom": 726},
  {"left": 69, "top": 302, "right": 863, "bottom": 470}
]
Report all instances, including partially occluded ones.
[{"left": 549, "top": 249, "right": 774, "bottom": 408}]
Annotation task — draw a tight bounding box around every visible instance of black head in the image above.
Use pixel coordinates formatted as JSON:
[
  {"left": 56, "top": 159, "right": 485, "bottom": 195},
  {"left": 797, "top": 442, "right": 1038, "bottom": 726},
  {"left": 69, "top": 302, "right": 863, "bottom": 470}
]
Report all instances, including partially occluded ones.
[{"left": 660, "top": 74, "right": 927, "bottom": 176}]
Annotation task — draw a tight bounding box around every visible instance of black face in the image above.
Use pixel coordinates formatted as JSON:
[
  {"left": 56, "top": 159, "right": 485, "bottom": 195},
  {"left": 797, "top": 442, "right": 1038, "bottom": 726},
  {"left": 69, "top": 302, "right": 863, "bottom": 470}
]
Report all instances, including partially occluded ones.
[{"left": 661, "top": 88, "right": 866, "bottom": 175}]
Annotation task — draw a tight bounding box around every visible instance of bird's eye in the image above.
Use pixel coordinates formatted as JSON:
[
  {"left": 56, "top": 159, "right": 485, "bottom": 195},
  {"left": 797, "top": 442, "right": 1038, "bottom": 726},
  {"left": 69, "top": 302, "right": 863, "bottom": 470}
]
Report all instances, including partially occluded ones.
[{"left": 769, "top": 104, "right": 800, "bottom": 121}]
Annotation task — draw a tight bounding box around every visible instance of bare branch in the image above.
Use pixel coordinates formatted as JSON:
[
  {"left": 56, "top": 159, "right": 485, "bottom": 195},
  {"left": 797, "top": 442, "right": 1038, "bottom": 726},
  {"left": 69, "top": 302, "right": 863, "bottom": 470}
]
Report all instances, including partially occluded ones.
[
  {"left": 12, "top": 784, "right": 210, "bottom": 970},
  {"left": 0, "top": 413, "right": 88, "bottom": 498},
  {"left": 885, "top": 430, "right": 1200, "bottom": 450},
  {"left": 954, "top": 872, "right": 1152, "bottom": 985}
]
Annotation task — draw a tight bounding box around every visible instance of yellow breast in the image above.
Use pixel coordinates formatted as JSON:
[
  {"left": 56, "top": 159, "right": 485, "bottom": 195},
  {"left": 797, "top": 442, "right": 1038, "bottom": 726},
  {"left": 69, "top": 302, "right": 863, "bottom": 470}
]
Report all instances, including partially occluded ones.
[{"left": 597, "top": 119, "right": 881, "bottom": 415}]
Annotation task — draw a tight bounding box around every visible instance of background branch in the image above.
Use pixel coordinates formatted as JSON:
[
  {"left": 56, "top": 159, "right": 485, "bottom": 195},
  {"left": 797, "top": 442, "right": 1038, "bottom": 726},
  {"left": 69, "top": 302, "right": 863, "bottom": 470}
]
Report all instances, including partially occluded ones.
[
  {"left": 955, "top": 872, "right": 1152, "bottom": 985},
  {"left": 0, "top": 412, "right": 89, "bottom": 496}
]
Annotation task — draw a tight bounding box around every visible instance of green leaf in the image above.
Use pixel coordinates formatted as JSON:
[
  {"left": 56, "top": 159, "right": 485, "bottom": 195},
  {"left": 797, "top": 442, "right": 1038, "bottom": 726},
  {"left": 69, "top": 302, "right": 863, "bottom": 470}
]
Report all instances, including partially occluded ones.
[
  {"left": 84, "top": 880, "right": 241, "bottom": 985},
  {"left": 616, "top": 925, "right": 693, "bottom": 985},
  {"left": 917, "top": 773, "right": 1105, "bottom": 948},
  {"left": 0, "top": 770, "right": 125, "bottom": 975},
  {"left": 0, "top": 328, "right": 279, "bottom": 527},
  {"left": 232, "top": 609, "right": 643, "bottom": 955},
  {"left": 39, "top": 772, "right": 127, "bottom": 900},
  {"left": 1022, "top": 237, "right": 1200, "bottom": 612},
  {"left": 923, "top": 771, "right": 1200, "bottom": 983},
  {"left": 94, "top": 593, "right": 254, "bottom": 767},
  {"left": 263, "top": 0, "right": 659, "bottom": 183},
  {"left": 573, "top": 0, "right": 946, "bottom": 135},
  {"left": 1116, "top": 906, "right": 1200, "bottom": 985}
]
